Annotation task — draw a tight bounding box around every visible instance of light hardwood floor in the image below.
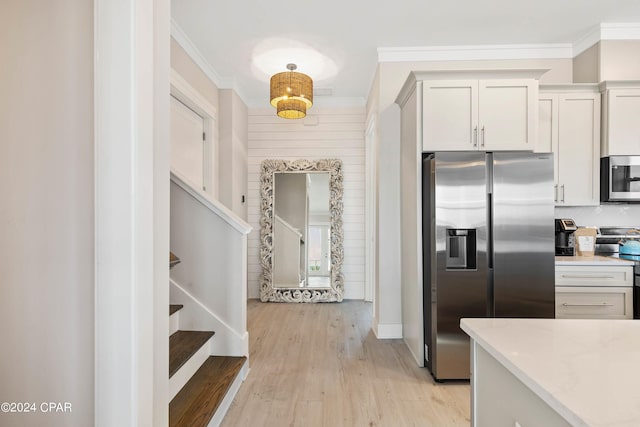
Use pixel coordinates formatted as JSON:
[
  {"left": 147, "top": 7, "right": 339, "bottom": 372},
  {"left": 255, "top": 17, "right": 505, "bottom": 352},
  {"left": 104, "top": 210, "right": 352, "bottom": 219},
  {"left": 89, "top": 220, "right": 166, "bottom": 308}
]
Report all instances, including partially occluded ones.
[{"left": 221, "top": 300, "right": 470, "bottom": 427}]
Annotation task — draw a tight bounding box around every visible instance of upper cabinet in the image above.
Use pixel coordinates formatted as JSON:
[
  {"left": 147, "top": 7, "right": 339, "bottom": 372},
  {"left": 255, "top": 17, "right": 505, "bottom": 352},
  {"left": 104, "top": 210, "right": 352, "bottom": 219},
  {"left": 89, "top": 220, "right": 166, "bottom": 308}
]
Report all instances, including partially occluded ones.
[
  {"left": 422, "top": 78, "right": 538, "bottom": 151},
  {"left": 395, "top": 70, "right": 547, "bottom": 153},
  {"left": 600, "top": 81, "right": 640, "bottom": 156},
  {"left": 539, "top": 85, "right": 601, "bottom": 206}
]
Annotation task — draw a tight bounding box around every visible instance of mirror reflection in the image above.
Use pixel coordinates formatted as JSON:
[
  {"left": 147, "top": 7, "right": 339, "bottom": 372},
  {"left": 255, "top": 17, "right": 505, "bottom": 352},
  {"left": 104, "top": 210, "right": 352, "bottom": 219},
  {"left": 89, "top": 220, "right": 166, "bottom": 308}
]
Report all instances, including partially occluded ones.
[
  {"left": 273, "top": 172, "right": 330, "bottom": 288},
  {"left": 259, "top": 158, "right": 343, "bottom": 303}
]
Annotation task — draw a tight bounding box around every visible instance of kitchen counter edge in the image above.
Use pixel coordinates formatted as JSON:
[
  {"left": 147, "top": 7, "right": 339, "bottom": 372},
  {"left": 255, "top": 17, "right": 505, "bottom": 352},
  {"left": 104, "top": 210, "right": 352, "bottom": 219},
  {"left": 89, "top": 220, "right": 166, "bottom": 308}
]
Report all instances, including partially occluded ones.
[{"left": 555, "top": 255, "right": 634, "bottom": 265}]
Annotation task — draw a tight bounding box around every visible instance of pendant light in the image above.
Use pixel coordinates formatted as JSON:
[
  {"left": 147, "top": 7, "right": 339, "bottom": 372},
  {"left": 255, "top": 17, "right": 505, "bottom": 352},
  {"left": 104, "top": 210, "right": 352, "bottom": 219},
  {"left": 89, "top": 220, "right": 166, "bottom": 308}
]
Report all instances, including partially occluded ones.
[{"left": 270, "top": 63, "right": 313, "bottom": 119}]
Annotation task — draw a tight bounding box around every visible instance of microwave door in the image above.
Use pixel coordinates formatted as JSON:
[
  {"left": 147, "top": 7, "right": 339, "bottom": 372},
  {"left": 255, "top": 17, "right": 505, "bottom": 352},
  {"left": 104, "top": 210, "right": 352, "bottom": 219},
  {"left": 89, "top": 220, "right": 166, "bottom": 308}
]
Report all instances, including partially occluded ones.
[{"left": 610, "top": 158, "right": 640, "bottom": 201}]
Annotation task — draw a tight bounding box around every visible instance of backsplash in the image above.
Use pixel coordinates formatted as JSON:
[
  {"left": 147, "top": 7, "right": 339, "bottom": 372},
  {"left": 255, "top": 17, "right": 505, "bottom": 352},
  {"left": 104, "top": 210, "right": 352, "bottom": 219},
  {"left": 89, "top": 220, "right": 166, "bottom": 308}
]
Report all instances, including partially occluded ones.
[{"left": 556, "top": 205, "right": 640, "bottom": 228}]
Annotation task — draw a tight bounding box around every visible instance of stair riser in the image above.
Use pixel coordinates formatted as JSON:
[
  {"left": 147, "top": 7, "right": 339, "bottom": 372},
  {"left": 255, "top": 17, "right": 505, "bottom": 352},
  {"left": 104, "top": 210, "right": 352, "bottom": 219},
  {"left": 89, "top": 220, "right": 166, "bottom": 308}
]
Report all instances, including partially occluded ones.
[
  {"left": 169, "top": 337, "right": 212, "bottom": 401},
  {"left": 169, "top": 311, "right": 180, "bottom": 336}
]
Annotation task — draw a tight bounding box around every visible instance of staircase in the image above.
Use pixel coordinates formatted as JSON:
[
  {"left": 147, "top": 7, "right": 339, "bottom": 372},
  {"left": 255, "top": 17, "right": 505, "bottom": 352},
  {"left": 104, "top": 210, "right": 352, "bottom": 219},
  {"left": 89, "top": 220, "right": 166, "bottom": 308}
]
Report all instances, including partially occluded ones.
[{"left": 168, "top": 253, "right": 247, "bottom": 427}]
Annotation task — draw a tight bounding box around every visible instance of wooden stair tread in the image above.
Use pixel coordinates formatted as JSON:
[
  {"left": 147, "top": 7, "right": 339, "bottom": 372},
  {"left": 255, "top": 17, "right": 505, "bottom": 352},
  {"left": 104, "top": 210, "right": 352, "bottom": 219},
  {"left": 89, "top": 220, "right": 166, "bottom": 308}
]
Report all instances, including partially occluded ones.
[
  {"left": 169, "top": 356, "right": 246, "bottom": 427},
  {"left": 169, "top": 331, "right": 215, "bottom": 378},
  {"left": 169, "top": 304, "right": 184, "bottom": 316},
  {"left": 169, "top": 252, "right": 181, "bottom": 269}
]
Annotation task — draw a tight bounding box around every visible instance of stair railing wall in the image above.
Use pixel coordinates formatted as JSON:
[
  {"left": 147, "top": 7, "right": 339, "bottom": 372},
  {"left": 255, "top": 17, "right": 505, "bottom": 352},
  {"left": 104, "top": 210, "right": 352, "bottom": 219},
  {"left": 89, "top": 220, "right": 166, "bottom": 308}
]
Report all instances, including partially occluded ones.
[{"left": 169, "top": 172, "right": 251, "bottom": 357}]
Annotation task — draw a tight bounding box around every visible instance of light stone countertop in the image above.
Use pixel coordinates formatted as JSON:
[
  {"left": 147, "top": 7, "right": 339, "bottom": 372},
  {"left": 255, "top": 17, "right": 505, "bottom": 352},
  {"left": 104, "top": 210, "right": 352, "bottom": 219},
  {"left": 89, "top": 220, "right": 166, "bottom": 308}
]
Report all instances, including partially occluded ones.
[
  {"left": 555, "top": 255, "right": 635, "bottom": 266},
  {"left": 461, "top": 318, "right": 640, "bottom": 427}
]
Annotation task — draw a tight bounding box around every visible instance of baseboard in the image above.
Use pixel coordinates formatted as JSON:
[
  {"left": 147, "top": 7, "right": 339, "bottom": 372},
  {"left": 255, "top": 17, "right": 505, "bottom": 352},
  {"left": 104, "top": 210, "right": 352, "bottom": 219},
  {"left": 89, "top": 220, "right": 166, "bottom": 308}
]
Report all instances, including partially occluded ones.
[
  {"left": 343, "top": 285, "right": 365, "bottom": 300},
  {"left": 404, "top": 336, "right": 424, "bottom": 367},
  {"left": 372, "top": 321, "right": 403, "bottom": 339}
]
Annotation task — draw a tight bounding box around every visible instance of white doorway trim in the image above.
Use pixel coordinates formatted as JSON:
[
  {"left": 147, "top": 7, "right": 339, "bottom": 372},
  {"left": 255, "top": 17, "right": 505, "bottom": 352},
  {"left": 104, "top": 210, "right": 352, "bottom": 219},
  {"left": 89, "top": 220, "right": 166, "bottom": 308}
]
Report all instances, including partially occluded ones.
[
  {"left": 170, "top": 69, "right": 218, "bottom": 199},
  {"left": 365, "top": 118, "right": 377, "bottom": 303},
  {"left": 94, "top": 0, "right": 170, "bottom": 425}
]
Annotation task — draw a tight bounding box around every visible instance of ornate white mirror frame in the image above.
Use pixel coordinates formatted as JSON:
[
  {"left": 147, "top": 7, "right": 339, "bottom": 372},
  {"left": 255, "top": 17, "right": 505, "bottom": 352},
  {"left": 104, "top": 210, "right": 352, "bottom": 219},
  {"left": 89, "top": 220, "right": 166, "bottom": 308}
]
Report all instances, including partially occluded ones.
[{"left": 259, "top": 159, "right": 344, "bottom": 302}]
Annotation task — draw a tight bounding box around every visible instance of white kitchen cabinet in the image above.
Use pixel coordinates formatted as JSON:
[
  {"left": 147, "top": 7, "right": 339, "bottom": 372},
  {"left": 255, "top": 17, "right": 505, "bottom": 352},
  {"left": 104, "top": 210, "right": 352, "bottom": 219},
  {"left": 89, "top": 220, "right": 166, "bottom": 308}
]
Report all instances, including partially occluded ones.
[
  {"left": 600, "top": 81, "right": 640, "bottom": 156},
  {"left": 469, "top": 343, "right": 572, "bottom": 427},
  {"left": 539, "top": 85, "right": 600, "bottom": 206},
  {"left": 555, "top": 264, "right": 633, "bottom": 319},
  {"left": 423, "top": 79, "right": 537, "bottom": 151}
]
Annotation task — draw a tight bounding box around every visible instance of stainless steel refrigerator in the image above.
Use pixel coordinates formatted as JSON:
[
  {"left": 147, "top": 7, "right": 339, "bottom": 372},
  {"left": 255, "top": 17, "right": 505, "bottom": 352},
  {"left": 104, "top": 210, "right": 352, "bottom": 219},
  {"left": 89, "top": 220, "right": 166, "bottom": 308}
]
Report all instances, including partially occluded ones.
[{"left": 422, "top": 152, "right": 555, "bottom": 381}]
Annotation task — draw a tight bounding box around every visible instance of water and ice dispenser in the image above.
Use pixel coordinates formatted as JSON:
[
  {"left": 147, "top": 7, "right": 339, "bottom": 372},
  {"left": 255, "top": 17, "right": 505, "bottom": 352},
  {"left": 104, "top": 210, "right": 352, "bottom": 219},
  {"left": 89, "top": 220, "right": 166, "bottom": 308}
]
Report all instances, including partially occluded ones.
[{"left": 446, "top": 228, "right": 477, "bottom": 270}]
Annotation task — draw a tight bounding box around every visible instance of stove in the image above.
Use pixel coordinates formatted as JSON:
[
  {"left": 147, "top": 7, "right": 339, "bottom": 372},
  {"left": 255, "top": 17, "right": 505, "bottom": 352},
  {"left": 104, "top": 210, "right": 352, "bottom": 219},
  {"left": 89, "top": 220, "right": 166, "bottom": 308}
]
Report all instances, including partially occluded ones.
[{"left": 596, "top": 227, "right": 640, "bottom": 319}]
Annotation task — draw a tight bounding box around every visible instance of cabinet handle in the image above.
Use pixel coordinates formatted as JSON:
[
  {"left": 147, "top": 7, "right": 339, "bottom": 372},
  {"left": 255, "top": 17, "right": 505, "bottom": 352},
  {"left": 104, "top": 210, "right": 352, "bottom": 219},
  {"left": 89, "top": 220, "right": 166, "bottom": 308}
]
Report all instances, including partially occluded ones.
[
  {"left": 481, "top": 126, "right": 485, "bottom": 147},
  {"left": 561, "top": 302, "right": 614, "bottom": 307},
  {"left": 561, "top": 184, "right": 565, "bottom": 202},
  {"left": 554, "top": 185, "right": 558, "bottom": 202},
  {"left": 473, "top": 126, "right": 478, "bottom": 147},
  {"left": 560, "top": 275, "right": 615, "bottom": 279}
]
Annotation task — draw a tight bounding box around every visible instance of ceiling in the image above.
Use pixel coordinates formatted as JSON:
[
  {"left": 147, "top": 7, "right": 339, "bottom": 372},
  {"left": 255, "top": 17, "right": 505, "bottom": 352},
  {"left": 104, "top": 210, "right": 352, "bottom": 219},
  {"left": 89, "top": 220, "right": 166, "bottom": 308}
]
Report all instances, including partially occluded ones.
[{"left": 171, "top": 0, "right": 640, "bottom": 108}]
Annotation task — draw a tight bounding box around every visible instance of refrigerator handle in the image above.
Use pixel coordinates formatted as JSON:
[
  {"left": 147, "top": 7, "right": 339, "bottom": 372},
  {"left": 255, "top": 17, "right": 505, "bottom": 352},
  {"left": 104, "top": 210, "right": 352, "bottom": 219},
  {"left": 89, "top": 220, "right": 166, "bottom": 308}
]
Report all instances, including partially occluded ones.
[{"left": 487, "top": 192, "right": 494, "bottom": 269}]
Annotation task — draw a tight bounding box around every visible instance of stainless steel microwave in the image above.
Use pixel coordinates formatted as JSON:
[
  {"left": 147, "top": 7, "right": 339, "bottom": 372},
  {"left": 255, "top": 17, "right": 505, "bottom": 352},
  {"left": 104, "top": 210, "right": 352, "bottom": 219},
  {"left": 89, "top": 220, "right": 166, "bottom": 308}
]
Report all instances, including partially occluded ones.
[{"left": 601, "top": 156, "right": 640, "bottom": 203}]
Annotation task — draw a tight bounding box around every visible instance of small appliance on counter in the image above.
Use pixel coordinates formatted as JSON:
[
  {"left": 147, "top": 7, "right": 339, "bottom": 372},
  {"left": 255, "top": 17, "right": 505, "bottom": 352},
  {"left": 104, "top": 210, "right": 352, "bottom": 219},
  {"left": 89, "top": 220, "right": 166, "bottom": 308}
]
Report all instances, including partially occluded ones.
[{"left": 555, "top": 218, "right": 577, "bottom": 256}]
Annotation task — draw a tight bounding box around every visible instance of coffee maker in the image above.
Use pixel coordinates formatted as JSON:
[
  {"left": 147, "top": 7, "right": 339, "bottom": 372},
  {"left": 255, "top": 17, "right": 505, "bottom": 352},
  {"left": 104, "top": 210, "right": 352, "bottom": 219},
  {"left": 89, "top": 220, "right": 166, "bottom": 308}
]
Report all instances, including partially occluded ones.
[{"left": 555, "top": 218, "right": 577, "bottom": 256}]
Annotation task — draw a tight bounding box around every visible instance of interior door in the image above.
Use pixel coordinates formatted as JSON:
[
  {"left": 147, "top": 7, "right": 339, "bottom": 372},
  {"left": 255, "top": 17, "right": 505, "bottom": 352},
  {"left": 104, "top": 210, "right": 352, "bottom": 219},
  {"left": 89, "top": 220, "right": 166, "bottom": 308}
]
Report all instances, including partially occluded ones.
[{"left": 170, "top": 95, "right": 205, "bottom": 191}]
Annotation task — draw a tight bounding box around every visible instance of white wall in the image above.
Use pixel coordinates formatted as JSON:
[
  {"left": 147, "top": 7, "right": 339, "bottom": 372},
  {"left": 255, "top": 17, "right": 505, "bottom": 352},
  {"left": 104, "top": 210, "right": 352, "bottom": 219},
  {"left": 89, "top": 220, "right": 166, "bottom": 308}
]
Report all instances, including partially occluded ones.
[
  {"left": 600, "top": 40, "right": 640, "bottom": 81},
  {"left": 0, "top": 1, "right": 94, "bottom": 426},
  {"left": 573, "top": 40, "right": 640, "bottom": 83},
  {"left": 247, "top": 106, "right": 366, "bottom": 300},
  {"left": 171, "top": 38, "right": 219, "bottom": 108},
  {"left": 172, "top": 39, "right": 249, "bottom": 220},
  {"left": 219, "top": 89, "right": 249, "bottom": 220}
]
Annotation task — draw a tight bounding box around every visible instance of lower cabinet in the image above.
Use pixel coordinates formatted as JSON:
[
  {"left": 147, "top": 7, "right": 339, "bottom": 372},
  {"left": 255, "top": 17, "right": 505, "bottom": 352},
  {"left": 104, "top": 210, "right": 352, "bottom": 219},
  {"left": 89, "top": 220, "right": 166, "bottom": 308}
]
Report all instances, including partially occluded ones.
[
  {"left": 556, "top": 286, "right": 632, "bottom": 319},
  {"left": 555, "top": 265, "right": 633, "bottom": 319},
  {"left": 472, "top": 343, "right": 572, "bottom": 427}
]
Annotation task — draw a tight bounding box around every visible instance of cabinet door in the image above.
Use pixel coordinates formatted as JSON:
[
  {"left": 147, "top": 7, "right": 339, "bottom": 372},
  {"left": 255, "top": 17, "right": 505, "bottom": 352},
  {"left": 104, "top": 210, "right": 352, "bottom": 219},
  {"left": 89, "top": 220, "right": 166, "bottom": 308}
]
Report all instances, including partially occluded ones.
[
  {"left": 556, "top": 93, "right": 600, "bottom": 206},
  {"left": 479, "top": 80, "right": 536, "bottom": 151},
  {"left": 538, "top": 94, "right": 559, "bottom": 202},
  {"left": 603, "top": 89, "right": 640, "bottom": 156},
  {"left": 423, "top": 80, "right": 478, "bottom": 151},
  {"left": 537, "top": 94, "right": 557, "bottom": 154}
]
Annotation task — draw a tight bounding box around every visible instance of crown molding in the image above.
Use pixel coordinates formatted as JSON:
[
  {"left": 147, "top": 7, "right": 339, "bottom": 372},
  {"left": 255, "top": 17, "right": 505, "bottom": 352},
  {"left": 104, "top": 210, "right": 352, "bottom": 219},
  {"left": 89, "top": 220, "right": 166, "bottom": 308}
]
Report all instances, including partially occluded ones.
[
  {"left": 572, "top": 25, "right": 603, "bottom": 57},
  {"left": 571, "top": 23, "right": 640, "bottom": 57},
  {"left": 601, "top": 23, "right": 640, "bottom": 40},
  {"left": 378, "top": 44, "right": 574, "bottom": 62},
  {"left": 170, "top": 19, "right": 252, "bottom": 107},
  {"left": 379, "top": 23, "right": 640, "bottom": 63}
]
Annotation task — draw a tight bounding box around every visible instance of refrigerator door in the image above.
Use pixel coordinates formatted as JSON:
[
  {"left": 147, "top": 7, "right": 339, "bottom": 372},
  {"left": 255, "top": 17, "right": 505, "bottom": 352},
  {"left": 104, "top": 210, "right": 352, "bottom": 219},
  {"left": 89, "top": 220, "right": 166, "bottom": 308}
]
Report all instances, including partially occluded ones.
[
  {"left": 432, "top": 152, "right": 489, "bottom": 380},
  {"left": 492, "top": 153, "right": 555, "bottom": 318}
]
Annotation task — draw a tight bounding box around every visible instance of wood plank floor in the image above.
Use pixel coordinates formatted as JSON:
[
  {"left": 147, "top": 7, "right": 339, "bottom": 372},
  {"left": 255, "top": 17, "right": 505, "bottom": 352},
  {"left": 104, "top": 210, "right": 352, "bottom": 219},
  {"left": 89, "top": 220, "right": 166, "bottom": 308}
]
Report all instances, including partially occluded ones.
[{"left": 221, "top": 300, "right": 470, "bottom": 427}]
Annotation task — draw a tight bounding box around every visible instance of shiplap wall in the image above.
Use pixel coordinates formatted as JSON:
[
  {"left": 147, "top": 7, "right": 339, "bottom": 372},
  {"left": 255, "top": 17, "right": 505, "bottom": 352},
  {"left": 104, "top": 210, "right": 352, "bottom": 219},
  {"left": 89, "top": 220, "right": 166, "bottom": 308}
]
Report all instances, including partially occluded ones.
[{"left": 247, "top": 106, "right": 366, "bottom": 300}]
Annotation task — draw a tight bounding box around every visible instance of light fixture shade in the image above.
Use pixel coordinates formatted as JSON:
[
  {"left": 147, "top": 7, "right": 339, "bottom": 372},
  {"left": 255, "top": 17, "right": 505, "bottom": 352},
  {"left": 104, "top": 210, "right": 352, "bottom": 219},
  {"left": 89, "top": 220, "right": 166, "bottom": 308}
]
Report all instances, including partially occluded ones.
[
  {"left": 270, "top": 64, "right": 313, "bottom": 119},
  {"left": 277, "top": 99, "right": 307, "bottom": 119}
]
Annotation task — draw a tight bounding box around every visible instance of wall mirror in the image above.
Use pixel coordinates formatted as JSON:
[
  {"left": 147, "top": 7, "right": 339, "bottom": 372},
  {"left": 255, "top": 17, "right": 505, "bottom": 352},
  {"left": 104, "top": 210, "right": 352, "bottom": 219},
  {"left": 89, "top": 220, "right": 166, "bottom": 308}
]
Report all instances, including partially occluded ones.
[{"left": 260, "top": 159, "right": 344, "bottom": 302}]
